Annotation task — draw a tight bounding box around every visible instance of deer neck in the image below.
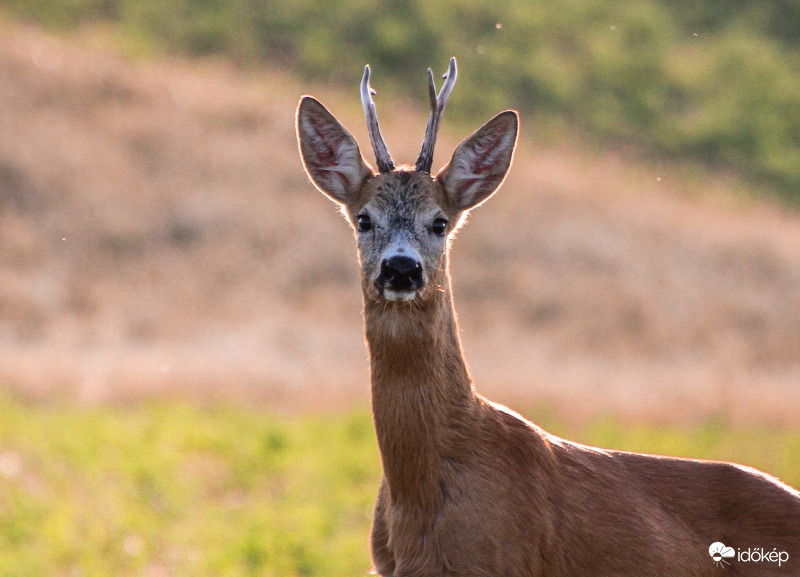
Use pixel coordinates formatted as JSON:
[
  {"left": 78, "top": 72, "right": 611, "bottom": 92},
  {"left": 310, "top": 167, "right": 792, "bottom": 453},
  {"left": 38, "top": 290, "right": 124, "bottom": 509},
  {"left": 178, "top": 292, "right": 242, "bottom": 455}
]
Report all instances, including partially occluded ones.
[{"left": 364, "top": 271, "right": 477, "bottom": 510}]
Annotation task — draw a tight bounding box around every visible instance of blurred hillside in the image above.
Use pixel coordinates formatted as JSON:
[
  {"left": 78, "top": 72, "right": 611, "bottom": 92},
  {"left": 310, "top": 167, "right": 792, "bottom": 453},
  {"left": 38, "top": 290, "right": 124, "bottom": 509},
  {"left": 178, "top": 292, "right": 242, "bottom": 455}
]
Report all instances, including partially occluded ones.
[
  {"left": 3, "top": 0, "right": 800, "bottom": 202},
  {"left": 0, "top": 22, "right": 799, "bottom": 422}
]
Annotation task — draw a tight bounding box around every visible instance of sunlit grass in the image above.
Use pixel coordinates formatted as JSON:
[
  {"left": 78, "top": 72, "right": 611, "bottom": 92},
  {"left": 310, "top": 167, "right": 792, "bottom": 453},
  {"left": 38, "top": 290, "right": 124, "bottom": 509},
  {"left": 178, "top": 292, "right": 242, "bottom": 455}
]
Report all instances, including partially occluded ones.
[
  {"left": 0, "top": 397, "right": 380, "bottom": 577},
  {"left": 0, "top": 395, "right": 797, "bottom": 576}
]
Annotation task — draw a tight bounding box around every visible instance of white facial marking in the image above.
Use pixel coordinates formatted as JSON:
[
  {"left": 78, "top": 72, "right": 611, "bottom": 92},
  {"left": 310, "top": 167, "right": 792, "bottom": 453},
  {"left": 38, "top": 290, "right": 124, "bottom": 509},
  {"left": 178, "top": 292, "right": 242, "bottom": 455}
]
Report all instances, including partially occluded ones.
[{"left": 383, "top": 289, "right": 418, "bottom": 302}]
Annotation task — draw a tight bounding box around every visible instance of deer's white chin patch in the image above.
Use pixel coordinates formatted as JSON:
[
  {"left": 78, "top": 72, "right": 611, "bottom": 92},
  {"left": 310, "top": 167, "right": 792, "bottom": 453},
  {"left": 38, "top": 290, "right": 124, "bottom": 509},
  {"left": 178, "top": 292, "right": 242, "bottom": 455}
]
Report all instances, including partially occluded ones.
[{"left": 383, "top": 288, "right": 418, "bottom": 302}]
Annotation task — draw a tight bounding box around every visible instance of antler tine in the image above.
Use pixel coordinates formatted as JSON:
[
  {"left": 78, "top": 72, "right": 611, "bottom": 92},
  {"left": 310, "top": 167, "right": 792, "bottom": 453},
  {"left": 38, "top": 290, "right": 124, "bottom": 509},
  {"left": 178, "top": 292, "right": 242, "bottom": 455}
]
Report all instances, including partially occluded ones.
[
  {"left": 415, "top": 57, "right": 458, "bottom": 173},
  {"left": 361, "top": 65, "right": 395, "bottom": 174},
  {"left": 425, "top": 68, "right": 438, "bottom": 110}
]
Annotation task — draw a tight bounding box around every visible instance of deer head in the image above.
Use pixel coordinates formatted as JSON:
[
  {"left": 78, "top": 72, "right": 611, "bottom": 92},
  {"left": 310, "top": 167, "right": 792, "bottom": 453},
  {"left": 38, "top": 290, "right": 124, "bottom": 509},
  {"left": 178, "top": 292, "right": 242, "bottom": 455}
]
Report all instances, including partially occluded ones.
[{"left": 296, "top": 58, "right": 518, "bottom": 305}]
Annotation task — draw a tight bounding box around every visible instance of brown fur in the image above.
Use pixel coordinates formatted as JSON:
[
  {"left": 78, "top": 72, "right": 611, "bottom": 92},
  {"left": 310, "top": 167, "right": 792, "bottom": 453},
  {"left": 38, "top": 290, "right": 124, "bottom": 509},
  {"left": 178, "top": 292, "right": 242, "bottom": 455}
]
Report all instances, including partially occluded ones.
[{"left": 296, "top": 93, "right": 800, "bottom": 576}]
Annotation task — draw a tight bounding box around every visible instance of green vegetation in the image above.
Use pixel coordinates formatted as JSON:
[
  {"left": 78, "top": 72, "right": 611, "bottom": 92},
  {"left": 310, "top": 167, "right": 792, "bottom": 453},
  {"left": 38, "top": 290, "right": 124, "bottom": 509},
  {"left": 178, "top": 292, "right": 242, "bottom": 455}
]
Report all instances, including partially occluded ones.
[
  {"left": 0, "top": 397, "right": 380, "bottom": 577},
  {"left": 1, "top": 395, "right": 798, "bottom": 576},
  {"left": 3, "top": 0, "right": 800, "bottom": 203}
]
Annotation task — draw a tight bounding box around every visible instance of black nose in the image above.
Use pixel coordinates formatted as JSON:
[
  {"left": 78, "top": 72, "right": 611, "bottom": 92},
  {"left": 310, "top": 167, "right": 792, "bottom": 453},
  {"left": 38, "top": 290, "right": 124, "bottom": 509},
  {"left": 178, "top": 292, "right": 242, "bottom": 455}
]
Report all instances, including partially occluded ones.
[{"left": 377, "top": 256, "right": 424, "bottom": 292}]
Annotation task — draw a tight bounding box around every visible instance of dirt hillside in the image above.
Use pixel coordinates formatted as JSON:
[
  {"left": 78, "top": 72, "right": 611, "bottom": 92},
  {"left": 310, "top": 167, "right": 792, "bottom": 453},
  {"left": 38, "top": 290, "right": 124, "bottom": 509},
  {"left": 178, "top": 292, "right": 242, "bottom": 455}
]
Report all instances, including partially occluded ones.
[{"left": 1, "top": 23, "right": 799, "bottom": 422}]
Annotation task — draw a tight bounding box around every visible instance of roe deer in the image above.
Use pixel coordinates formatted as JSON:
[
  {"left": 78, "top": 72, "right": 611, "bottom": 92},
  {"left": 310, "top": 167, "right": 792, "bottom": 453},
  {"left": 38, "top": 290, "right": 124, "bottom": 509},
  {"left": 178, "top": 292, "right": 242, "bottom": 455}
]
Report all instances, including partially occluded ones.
[{"left": 296, "top": 58, "right": 800, "bottom": 577}]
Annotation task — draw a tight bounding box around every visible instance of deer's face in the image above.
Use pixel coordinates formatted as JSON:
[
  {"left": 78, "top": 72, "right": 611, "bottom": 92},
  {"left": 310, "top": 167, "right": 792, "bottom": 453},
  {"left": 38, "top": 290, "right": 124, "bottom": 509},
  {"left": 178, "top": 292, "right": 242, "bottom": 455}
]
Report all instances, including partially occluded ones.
[
  {"left": 349, "top": 171, "right": 453, "bottom": 304},
  {"left": 296, "top": 66, "right": 517, "bottom": 305}
]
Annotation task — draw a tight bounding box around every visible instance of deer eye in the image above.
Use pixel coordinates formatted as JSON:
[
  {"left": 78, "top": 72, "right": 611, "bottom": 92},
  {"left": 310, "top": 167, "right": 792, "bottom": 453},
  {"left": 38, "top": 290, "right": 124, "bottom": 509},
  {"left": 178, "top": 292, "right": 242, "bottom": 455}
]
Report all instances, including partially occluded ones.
[
  {"left": 432, "top": 218, "right": 448, "bottom": 237},
  {"left": 357, "top": 214, "right": 372, "bottom": 233}
]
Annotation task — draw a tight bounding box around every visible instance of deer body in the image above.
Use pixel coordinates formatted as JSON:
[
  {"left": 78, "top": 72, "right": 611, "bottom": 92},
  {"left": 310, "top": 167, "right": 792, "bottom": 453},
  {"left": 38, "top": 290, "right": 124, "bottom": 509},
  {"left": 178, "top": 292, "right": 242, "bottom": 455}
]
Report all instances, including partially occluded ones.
[{"left": 296, "top": 60, "right": 800, "bottom": 576}]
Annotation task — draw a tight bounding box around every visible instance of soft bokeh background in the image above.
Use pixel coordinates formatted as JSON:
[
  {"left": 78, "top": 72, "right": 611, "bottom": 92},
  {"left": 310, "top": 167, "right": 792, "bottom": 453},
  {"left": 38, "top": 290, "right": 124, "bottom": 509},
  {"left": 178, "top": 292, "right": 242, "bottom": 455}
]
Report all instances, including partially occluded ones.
[
  {"left": 1, "top": 2, "right": 800, "bottom": 575},
  {"left": 1, "top": 1, "right": 799, "bottom": 421}
]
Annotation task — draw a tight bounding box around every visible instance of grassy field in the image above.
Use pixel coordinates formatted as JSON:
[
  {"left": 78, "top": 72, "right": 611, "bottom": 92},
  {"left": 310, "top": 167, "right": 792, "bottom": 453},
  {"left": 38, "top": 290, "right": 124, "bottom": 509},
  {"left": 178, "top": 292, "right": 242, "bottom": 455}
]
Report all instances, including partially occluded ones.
[
  {"left": 0, "top": 396, "right": 379, "bottom": 577},
  {"left": 1, "top": 395, "right": 799, "bottom": 576}
]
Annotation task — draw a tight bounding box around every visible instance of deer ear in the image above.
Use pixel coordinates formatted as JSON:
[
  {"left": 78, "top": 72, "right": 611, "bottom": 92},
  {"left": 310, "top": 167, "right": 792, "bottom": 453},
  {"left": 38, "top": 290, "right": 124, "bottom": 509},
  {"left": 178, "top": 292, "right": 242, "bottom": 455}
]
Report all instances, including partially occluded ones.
[
  {"left": 296, "top": 96, "right": 373, "bottom": 206},
  {"left": 436, "top": 110, "right": 518, "bottom": 211}
]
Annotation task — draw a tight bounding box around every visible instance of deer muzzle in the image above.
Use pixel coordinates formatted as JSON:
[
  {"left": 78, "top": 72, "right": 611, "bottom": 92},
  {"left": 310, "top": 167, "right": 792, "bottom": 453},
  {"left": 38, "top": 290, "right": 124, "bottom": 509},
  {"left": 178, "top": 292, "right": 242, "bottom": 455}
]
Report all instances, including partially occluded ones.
[{"left": 376, "top": 255, "right": 424, "bottom": 300}]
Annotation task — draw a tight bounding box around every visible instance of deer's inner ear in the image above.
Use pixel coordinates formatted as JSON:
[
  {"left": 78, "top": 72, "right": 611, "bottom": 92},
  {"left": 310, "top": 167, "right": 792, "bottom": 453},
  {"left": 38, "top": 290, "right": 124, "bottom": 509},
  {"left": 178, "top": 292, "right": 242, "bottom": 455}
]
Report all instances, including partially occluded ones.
[
  {"left": 437, "top": 110, "right": 518, "bottom": 212},
  {"left": 296, "top": 96, "right": 372, "bottom": 206}
]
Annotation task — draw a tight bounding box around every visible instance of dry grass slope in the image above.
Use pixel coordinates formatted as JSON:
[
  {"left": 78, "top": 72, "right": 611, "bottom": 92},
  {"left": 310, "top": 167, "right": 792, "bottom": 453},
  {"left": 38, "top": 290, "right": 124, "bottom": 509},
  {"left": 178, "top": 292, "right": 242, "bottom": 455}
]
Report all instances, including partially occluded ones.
[{"left": 1, "top": 23, "right": 799, "bottom": 422}]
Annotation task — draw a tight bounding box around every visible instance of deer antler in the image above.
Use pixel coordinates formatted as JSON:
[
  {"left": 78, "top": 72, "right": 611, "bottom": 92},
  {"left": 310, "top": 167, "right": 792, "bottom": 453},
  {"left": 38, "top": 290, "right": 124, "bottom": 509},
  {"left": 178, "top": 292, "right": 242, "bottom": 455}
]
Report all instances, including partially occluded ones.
[
  {"left": 361, "top": 65, "right": 395, "bottom": 174},
  {"left": 415, "top": 57, "right": 457, "bottom": 174}
]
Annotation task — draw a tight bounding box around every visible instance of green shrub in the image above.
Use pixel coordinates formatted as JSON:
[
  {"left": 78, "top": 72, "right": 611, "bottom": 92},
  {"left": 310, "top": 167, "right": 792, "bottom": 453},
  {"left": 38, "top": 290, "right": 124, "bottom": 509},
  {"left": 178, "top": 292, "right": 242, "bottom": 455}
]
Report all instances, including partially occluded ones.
[{"left": 3, "top": 0, "right": 800, "bottom": 202}]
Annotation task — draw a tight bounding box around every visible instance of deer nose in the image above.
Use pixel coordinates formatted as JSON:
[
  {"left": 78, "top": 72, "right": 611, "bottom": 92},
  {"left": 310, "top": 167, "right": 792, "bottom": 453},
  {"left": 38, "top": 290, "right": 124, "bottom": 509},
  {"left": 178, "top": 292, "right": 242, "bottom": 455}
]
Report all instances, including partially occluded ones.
[{"left": 377, "top": 256, "right": 424, "bottom": 292}]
